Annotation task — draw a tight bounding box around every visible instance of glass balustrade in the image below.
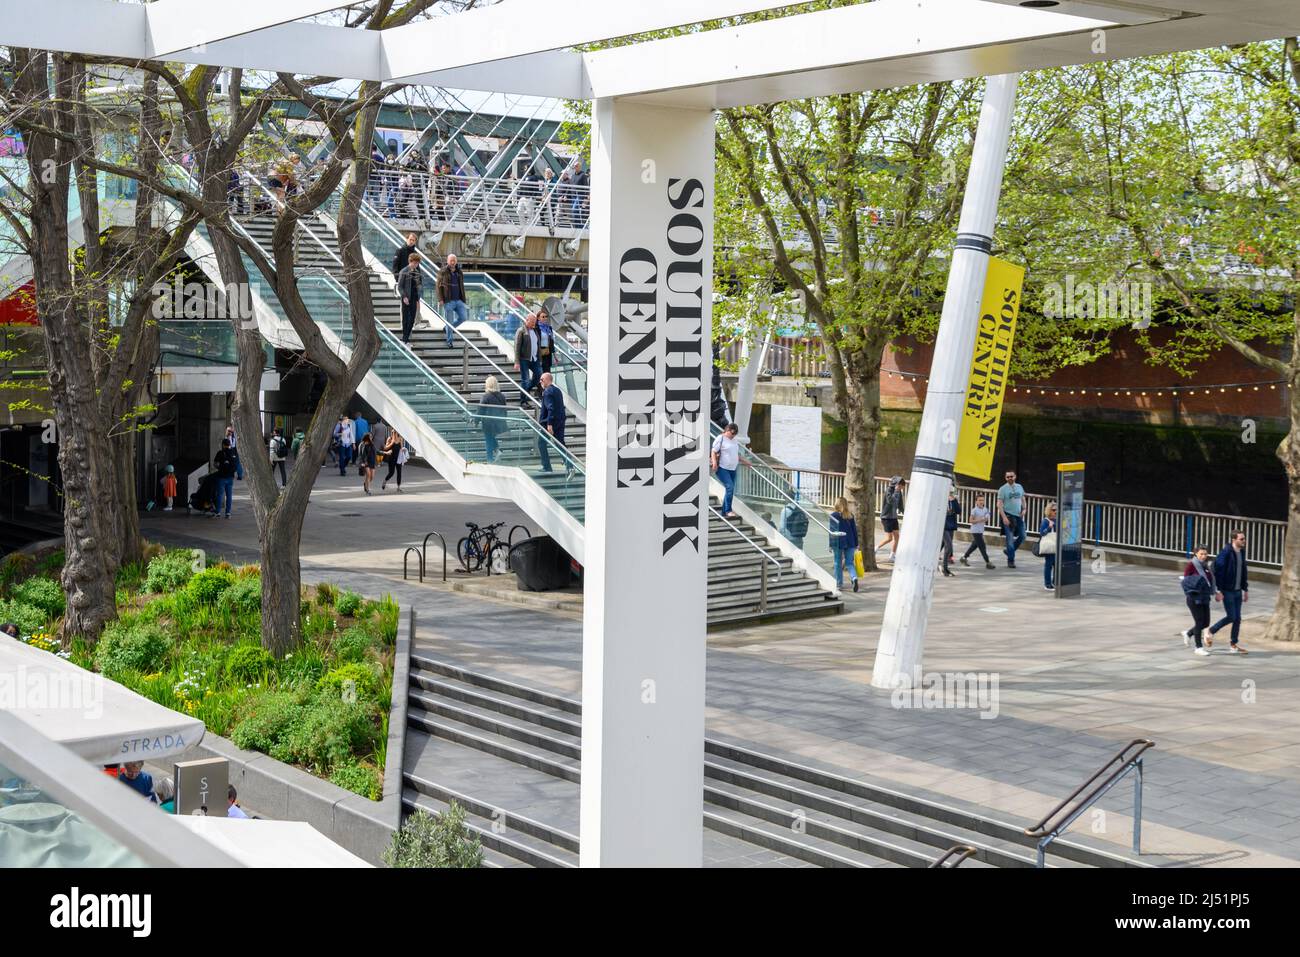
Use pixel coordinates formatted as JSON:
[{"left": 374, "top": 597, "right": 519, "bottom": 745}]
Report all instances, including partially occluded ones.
[{"left": 713, "top": 423, "right": 837, "bottom": 578}]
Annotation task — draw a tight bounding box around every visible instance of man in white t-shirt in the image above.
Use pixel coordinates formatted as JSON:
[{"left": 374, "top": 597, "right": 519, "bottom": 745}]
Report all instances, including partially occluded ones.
[
  {"left": 226, "top": 784, "right": 250, "bottom": 819},
  {"left": 710, "top": 423, "right": 742, "bottom": 517}
]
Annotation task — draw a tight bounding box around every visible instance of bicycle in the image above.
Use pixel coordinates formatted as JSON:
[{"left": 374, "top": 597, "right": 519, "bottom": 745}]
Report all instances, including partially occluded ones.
[{"left": 457, "top": 521, "right": 509, "bottom": 573}]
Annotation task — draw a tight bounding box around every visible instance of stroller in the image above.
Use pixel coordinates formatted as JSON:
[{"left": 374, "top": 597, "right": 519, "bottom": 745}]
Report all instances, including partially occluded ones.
[{"left": 188, "top": 472, "right": 220, "bottom": 515}]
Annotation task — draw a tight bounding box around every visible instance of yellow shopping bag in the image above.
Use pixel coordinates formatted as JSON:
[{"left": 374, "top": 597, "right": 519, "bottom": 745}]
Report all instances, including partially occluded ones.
[{"left": 854, "top": 549, "right": 866, "bottom": 578}]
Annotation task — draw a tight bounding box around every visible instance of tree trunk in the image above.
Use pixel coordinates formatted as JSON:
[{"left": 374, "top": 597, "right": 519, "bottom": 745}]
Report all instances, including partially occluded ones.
[
  {"left": 843, "top": 345, "right": 885, "bottom": 572},
  {"left": 261, "top": 507, "right": 305, "bottom": 658},
  {"left": 109, "top": 427, "right": 144, "bottom": 568},
  {"left": 1263, "top": 375, "right": 1300, "bottom": 642}
]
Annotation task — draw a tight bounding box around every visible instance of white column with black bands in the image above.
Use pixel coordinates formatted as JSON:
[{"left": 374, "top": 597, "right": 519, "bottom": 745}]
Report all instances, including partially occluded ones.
[{"left": 871, "top": 73, "right": 1021, "bottom": 690}]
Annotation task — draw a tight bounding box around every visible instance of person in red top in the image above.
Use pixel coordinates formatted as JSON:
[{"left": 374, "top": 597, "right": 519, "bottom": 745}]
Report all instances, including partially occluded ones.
[{"left": 161, "top": 465, "right": 177, "bottom": 511}]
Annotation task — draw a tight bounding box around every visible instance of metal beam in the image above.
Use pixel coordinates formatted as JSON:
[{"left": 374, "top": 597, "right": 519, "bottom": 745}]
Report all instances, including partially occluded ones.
[{"left": 145, "top": 0, "right": 352, "bottom": 58}]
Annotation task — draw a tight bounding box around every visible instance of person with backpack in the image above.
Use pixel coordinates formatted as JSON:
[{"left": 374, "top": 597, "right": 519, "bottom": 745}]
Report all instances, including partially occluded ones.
[
  {"left": 1180, "top": 545, "right": 1220, "bottom": 657},
  {"left": 830, "top": 496, "right": 860, "bottom": 593},
  {"left": 269, "top": 427, "right": 289, "bottom": 488},
  {"left": 779, "top": 499, "right": 809, "bottom": 549}
]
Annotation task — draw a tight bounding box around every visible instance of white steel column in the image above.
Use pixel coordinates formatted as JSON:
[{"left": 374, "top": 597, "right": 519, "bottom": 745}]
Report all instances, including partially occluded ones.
[
  {"left": 870, "top": 73, "right": 1020, "bottom": 689},
  {"left": 733, "top": 315, "right": 772, "bottom": 444},
  {"left": 581, "top": 98, "right": 715, "bottom": 866}
]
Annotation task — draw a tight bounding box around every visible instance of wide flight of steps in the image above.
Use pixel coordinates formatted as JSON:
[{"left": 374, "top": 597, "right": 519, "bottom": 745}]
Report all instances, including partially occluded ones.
[
  {"left": 402, "top": 654, "right": 1150, "bottom": 868},
  {"left": 237, "top": 212, "right": 840, "bottom": 624}
]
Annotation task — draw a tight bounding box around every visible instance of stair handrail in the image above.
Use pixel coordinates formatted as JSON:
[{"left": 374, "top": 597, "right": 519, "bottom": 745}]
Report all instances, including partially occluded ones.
[
  {"left": 1024, "top": 738, "right": 1154, "bottom": 868},
  {"left": 711, "top": 422, "right": 834, "bottom": 539},
  {"left": 247, "top": 175, "right": 547, "bottom": 412},
  {"left": 928, "top": 845, "right": 977, "bottom": 869},
  {"left": 712, "top": 505, "right": 782, "bottom": 574},
  {"left": 300, "top": 267, "right": 586, "bottom": 477},
  {"left": 353, "top": 189, "right": 590, "bottom": 380},
  {"left": 343, "top": 197, "right": 553, "bottom": 410}
]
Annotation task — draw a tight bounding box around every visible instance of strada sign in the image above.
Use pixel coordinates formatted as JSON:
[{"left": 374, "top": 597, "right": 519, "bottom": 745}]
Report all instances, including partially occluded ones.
[{"left": 955, "top": 256, "right": 1024, "bottom": 481}]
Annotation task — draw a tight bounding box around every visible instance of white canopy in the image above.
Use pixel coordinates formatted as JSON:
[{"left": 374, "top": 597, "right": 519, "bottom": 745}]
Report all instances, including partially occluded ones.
[
  {"left": 0, "top": 635, "right": 205, "bottom": 765},
  {"left": 174, "top": 816, "right": 373, "bottom": 868}
]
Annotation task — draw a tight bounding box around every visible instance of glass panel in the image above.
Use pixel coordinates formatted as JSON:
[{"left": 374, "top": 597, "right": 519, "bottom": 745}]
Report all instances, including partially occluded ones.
[{"left": 715, "top": 423, "right": 837, "bottom": 578}]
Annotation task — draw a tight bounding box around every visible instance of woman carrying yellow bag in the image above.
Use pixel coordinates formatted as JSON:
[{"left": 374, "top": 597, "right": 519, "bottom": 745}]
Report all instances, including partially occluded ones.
[{"left": 830, "top": 497, "right": 860, "bottom": 593}]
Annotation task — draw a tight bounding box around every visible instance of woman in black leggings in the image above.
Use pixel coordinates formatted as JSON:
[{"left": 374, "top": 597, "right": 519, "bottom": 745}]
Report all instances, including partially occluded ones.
[{"left": 382, "top": 430, "right": 406, "bottom": 492}]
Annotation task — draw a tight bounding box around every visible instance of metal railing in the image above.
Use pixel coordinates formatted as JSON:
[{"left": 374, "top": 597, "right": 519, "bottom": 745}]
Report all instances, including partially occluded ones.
[
  {"left": 929, "top": 845, "right": 977, "bottom": 869},
  {"left": 1024, "top": 739, "right": 1153, "bottom": 868},
  {"left": 740, "top": 465, "right": 1287, "bottom": 568},
  {"left": 359, "top": 170, "right": 591, "bottom": 233},
  {"left": 712, "top": 505, "right": 783, "bottom": 613}
]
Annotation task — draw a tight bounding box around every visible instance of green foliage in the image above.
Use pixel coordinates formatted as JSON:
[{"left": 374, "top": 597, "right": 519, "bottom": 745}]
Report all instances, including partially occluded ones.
[
  {"left": 116, "top": 561, "right": 146, "bottom": 593},
  {"left": 226, "top": 643, "right": 276, "bottom": 684},
  {"left": 334, "top": 589, "right": 362, "bottom": 617},
  {"left": 145, "top": 550, "right": 198, "bottom": 593},
  {"left": 332, "top": 625, "right": 372, "bottom": 663},
  {"left": 12, "top": 577, "right": 64, "bottom": 618},
  {"left": 186, "top": 567, "right": 237, "bottom": 604},
  {"left": 329, "top": 761, "right": 383, "bottom": 801},
  {"left": 96, "top": 621, "right": 173, "bottom": 680},
  {"left": 314, "top": 581, "right": 339, "bottom": 607},
  {"left": 219, "top": 574, "right": 262, "bottom": 616},
  {"left": 278, "top": 645, "right": 327, "bottom": 689},
  {"left": 34, "top": 549, "right": 64, "bottom": 578},
  {"left": 271, "top": 696, "right": 381, "bottom": 772},
  {"left": 0, "top": 600, "right": 46, "bottom": 636},
  {"left": 0, "top": 552, "right": 34, "bottom": 590},
  {"left": 230, "top": 691, "right": 305, "bottom": 753},
  {"left": 318, "top": 661, "right": 381, "bottom": 702},
  {"left": 383, "top": 803, "right": 483, "bottom": 868},
  {"left": 373, "top": 596, "right": 399, "bottom": 645}
]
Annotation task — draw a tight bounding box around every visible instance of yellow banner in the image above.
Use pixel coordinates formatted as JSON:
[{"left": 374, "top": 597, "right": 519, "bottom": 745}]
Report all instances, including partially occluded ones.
[{"left": 954, "top": 257, "right": 1025, "bottom": 481}]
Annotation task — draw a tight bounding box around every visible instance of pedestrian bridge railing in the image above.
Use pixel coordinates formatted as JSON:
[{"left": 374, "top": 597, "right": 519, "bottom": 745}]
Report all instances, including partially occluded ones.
[{"left": 735, "top": 465, "right": 1287, "bottom": 568}]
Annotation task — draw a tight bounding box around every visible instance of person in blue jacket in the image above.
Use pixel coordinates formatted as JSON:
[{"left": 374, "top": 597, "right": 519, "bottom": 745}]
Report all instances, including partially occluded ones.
[
  {"left": 1039, "top": 502, "right": 1058, "bottom": 591},
  {"left": 1208, "top": 531, "right": 1250, "bottom": 654},
  {"left": 940, "top": 488, "right": 960, "bottom": 577},
  {"left": 536, "top": 372, "right": 566, "bottom": 473},
  {"left": 1180, "top": 545, "right": 1219, "bottom": 656},
  {"left": 829, "top": 496, "right": 859, "bottom": 593}
]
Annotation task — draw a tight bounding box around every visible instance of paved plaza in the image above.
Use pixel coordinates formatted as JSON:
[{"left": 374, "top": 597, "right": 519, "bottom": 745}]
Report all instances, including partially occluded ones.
[{"left": 147, "top": 464, "right": 1300, "bottom": 866}]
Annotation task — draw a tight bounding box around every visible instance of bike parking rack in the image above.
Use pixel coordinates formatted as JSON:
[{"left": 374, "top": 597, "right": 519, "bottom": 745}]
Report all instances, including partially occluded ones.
[
  {"left": 421, "top": 531, "right": 448, "bottom": 582},
  {"left": 507, "top": 524, "right": 532, "bottom": 547},
  {"left": 402, "top": 546, "right": 425, "bottom": 582}
]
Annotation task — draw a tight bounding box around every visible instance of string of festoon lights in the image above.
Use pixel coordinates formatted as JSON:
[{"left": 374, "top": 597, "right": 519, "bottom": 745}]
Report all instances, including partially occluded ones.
[{"left": 883, "top": 369, "right": 1288, "bottom": 398}]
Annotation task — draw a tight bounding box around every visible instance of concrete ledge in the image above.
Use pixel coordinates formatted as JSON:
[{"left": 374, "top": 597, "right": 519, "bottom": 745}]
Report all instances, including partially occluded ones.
[{"left": 380, "top": 606, "right": 414, "bottom": 830}]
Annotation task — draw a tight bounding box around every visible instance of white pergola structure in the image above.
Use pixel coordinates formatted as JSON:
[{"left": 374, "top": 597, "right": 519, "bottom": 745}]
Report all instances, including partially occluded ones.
[{"left": 6, "top": 0, "right": 1299, "bottom": 867}]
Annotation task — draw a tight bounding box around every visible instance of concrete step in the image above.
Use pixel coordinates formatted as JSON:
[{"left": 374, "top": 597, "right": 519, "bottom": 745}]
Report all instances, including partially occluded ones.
[
  {"left": 401, "top": 786, "right": 576, "bottom": 868},
  {"left": 407, "top": 704, "right": 580, "bottom": 782}
]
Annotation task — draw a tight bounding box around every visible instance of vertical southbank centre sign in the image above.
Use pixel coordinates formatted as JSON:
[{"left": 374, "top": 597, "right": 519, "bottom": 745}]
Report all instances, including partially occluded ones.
[
  {"left": 954, "top": 257, "right": 1025, "bottom": 481},
  {"left": 614, "top": 177, "right": 709, "bottom": 555}
]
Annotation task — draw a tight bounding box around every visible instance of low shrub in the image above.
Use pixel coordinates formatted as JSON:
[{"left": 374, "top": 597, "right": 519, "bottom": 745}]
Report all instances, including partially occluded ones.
[
  {"left": 235, "top": 564, "right": 260, "bottom": 579},
  {"left": 0, "top": 599, "right": 48, "bottom": 636},
  {"left": 96, "top": 621, "right": 173, "bottom": 680},
  {"left": 278, "top": 646, "right": 327, "bottom": 689},
  {"left": 271, "top": 696, "right": 380, "bottom": 771},
  {"left": 219, "top": 575, "right": 262, "bottom": 616},
  {"left": 329, "top": 761, "right": 383, "bottom": 801},
  {"left": 335, "top": 590, "right": 363, "bottom": 617},
  {"left": 226, "top": 644, "right": 275, "bottom": 685},
  {"left": 34, "top": 549, "right": 65, "bottom": 578},
  {"left": 314, "top": 582, "right": 338, "bottom": 607},
  {"left": 374, "top": 596, "right": 400, "bottom": 645},
  {"left": 13, "top": 577, "right": 64, "bottom": 618},
  {"left": 145, "top": 550, "right": 198, "bottom": 593},
  {"left": 332, "top": 626, "right": 372, "bottom": 663},
  {"left": 186, "top": 567, "right": 237, "bottom": 604},
  {"left": 229, "top": 691, "right": 305, "bottom": 753},
  {"left": 384, "top": 803, "right": 483, "bottom": 868},
  {"left": 318, "top": 661, "right": 380, "bottom": 702}
]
